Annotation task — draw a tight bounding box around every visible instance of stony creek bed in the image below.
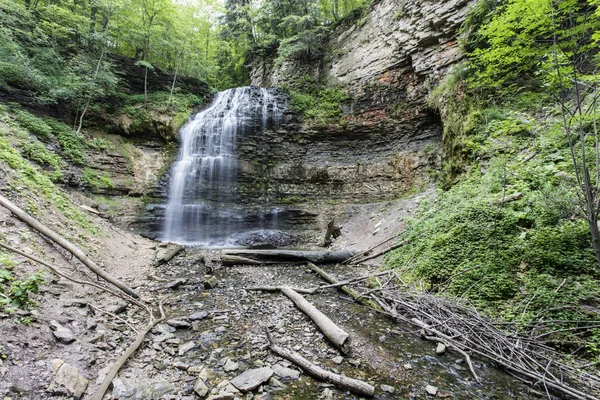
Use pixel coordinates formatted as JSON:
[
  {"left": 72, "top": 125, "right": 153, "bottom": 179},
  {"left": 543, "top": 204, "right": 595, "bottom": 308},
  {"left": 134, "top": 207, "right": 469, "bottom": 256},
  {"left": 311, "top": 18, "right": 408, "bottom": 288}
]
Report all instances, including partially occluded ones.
[{"left": 120, "top": 247, "right": 542, "bottom": 400}]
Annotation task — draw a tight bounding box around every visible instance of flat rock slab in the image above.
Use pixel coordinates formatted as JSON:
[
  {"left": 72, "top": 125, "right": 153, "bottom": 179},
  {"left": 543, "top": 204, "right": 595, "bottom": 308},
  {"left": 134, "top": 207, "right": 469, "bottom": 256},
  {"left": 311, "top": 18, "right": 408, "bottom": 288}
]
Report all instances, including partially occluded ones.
[
  {"left": 189, "top": 311, "right": 209, "bottom": 321},
  {"left": 271, "top": 364, "right": 301, "bottom": 380},
  {"left": 111, "top": 377, "right": 175, "bottom": 399},
  {"left": 230, "top": 367, "right": 274, "bottom": 392},
  {"left": 47, "top": 360, "right": 89, "bottom": 399}
]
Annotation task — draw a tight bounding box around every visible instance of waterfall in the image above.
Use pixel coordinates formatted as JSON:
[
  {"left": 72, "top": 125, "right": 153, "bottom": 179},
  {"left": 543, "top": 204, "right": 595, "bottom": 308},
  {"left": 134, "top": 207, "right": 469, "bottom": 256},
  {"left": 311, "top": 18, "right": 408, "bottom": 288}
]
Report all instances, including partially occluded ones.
[{"left": 160, "top": 86, "right": 283, "bottom": 246}]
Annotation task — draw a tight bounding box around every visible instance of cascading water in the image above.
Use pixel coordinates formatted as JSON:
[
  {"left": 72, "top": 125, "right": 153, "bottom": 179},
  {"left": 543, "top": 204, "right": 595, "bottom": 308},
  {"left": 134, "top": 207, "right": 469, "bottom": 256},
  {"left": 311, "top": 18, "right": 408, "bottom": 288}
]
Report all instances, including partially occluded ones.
[{"left": 161, "top": 86, "right": 284, "bottom": 246}]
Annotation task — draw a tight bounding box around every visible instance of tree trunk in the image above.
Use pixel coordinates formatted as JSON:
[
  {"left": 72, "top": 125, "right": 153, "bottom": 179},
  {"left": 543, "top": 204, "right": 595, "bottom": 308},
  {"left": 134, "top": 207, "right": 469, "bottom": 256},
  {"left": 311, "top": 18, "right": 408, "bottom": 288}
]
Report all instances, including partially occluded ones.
[
  {"left": 89, "top": 1, "right": 98, "bottom": 49},
  {"left": 144, "top": 66, "right": 148, "bottom": 108},
  {"left": 589, "top": 218, "right": 600, "bottom": 268}
]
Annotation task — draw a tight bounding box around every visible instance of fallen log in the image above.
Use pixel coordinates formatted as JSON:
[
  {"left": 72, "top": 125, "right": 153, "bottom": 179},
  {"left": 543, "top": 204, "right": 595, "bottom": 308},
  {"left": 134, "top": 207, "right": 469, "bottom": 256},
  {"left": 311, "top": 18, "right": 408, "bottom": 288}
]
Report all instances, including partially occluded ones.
[
  {"left": 246, "top": 286, "right": 315, "bottom": 295},
  {"left": 281, "top": 287, "right": 351, "bottom": 354},
  {"left": 154, "top": 245, "right": 184, "bottom": 266},
  {"left": 221, "top": 254, "right": 282, "bottom": 266},
  {"left": 0, "top": 194, "right": 139, "bottom": 299},
  {"left": 222, "top": 249, "right": 357, "bottom": 264},
  {"left": 266, "top": 330, "right": 374, "bottom": 397}
]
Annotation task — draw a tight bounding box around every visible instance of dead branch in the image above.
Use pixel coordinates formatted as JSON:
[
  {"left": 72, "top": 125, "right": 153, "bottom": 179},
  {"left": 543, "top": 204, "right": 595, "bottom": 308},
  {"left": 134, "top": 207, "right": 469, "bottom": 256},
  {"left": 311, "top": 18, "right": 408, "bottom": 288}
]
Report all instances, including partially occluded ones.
[
  {"left": 338, "top": 278, "right": 600, "bottom": 400},
  {"left": 280, "top": 287, "right": 351, "bottom": 354},
  {"left": 0, "top": 194, "right": 139, "bottom": 298},
  {"left": 266, "top": 330, "right": 374, "bottom": 397},
  {"left": 352, "top": 239, "right": 410, "bottom": 264},
  {"left": 154, "top": 245, "right": 184, "bottom": 266},
  {"left": 91, "top": 297, "right": 168, "bottom": 400},
  {"left": 306, "top": 263, "right": 382, "bottom": 309},
  {"left": 343, "top": 234, "right": 399, "bottom": 264}
]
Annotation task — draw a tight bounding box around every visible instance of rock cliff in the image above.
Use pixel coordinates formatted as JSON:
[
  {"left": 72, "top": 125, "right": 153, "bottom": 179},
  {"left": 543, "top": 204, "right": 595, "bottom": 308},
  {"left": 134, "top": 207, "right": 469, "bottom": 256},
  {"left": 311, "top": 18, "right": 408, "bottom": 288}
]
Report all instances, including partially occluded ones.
[{"left": 137, "top": 0, "right": 476, "bottom": 240}]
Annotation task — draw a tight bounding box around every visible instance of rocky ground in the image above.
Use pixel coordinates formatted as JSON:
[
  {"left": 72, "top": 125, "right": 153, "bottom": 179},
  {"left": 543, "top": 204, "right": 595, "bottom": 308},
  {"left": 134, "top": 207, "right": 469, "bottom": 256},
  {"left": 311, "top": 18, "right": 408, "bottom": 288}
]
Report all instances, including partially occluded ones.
[{"left": 0, "top": 184, "right": 542, "bottom": 400}]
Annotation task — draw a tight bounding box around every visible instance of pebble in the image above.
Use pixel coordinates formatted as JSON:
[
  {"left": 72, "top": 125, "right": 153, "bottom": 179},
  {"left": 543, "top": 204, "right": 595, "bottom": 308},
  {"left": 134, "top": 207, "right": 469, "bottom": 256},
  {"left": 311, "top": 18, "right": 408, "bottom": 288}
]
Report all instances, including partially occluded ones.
[
  {"left": 166, "top": 278, "right": 187, "bottom": 289},
  {"left": 403, "top": 363, "right": 413, "bottom": 370},
  {"left": 332, "top": 356, "right": 343, "bottom": 365},
  {"left": 194, "top": 378, "right": 209, "bottom": 397},
  {"left": 189, "top": 311, "right": 209, "bottom": 321},
  {"left": 426, "top": 384, "right": 438, "bottom": 396},
  {"left": 381, "top": 384, "right": 395, "bottom": 393},
  {"left": 173, "top": 361, "right": 189, "bottom": 370},
  {"left": 436, "top": 343, "right": 447, "bottom": 355},
  {"left": 223, "top": 359, "right": 239, "bottom": 372},
  {"left": 167, "top": 319, "right": 192, "bottom": 329},
  {"left": 49, "top": 321, "right": 76, "bottom": 344}
]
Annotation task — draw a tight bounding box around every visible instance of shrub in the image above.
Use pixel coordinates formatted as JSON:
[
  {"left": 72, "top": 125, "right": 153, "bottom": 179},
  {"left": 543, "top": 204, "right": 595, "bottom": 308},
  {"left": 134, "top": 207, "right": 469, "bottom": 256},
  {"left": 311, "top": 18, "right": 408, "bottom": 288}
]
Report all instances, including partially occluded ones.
[{"left": 15, "top": 111, "right": 52, "bottom": 139}]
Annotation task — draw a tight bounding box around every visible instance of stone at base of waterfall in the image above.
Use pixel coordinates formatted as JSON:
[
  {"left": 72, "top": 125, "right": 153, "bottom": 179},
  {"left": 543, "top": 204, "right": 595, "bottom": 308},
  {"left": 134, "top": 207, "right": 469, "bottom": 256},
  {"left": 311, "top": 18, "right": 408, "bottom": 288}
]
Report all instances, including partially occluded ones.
[
  {"left": 194, "top": 378, "right": 209, "bottom": 397},
  {"left": 426, "top": 385, "right": 438, "bottom": 396},
  {"left": 167, "top": 319, "right": 191, "bottom": 329},
  {"left": 111, "top": 377, "right": 175, "bottom": 399},
  {"left": 205, "top": 276, "right": 218, "bottom": 289},
  {"left": 230, "top": 367, "right": 274, "bottom": 392},
  {"left": 381, "top": 384, "right": 395, "bottom": 394},
  {"left": 272, "top": 363, "right": 301, "bottom": 379},
  {"left": 47, "top": 360, "right": 88, "bottom": 399},
  {"left": 179, "top": 341, "right": 196, "bottom": 355},
  {"left": 49, "top": 320, "right": 76, "bottom": 344},
  {"left": 223, "top": 359, "right": 239, "bottom": 372},
  {"left": 403, "top": 363, "right": 413, "bottom": 370},
  {"left": 189, "top": 310, "right": 209, "bottom": 321},
  {"left": 436, "top": 343, "right": 447, "bottom": 355}
]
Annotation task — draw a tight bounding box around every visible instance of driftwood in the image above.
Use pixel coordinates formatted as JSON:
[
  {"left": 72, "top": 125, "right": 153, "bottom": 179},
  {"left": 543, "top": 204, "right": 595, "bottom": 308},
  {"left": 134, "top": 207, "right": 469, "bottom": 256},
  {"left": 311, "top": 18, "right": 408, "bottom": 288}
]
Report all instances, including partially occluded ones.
[
  {"left": 266, "top": 330, "right": 374, "bottom": 397},
  {"left": 91, "top": 299, "right": 168, "bottom": 400},
  {"left": 154, "top": 245, "right": 184, "bottom": 266},
  {"left": 222, "top": 249, "right": 357, "bottom": 264},
  {"left": 0, "top": 194, "right": 139, "bottom": 299},
  {"left": 246, "top": 286, "right": 315, "bottom": 295},
  {"left": 281, "top": 287, "right": 351, "bottom": 354}
]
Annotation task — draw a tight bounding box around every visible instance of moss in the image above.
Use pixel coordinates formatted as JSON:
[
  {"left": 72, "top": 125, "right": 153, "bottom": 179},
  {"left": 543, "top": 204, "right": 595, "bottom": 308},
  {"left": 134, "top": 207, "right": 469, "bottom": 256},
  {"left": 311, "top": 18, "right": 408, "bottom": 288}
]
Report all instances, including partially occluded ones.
[{"left": 286, "top": 84, "right": 350, "bottom": 126}]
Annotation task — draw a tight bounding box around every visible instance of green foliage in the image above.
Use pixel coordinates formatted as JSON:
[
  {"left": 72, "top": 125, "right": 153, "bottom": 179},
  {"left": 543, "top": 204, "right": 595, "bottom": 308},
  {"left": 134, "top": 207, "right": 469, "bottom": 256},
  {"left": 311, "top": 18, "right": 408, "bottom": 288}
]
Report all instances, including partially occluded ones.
[
  {"left": 20, "top": 140, "right": 63, "bottom": 181},
  {"left": 0, "top": 264, "right": 45, "bottom": 313},
  {"left": 88, "top": 137, "right": 113, "bottom": 152},
  {"left": 464, "top": 0, "right": 600, "bottom": 92},
  {"left": 287, "top": 82, "right": 349, "bottom": 125},
  {"left": 82, "top": 168, "right": 114, "bottom": 190},
  {"left": 42, "top": 118, "right": 86, "bottom": 165},
  {"left": 15, "top": 111, "right": 52, "bottom": 139}
]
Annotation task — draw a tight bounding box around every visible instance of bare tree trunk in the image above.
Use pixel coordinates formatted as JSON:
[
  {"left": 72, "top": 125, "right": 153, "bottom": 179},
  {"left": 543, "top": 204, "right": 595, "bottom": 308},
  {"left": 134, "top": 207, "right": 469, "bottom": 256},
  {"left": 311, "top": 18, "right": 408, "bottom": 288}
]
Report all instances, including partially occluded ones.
[
  {"left": 144, "top": 66, "right": 148, "bottom": 108},
  {"left": 76, "top": 47, "right": 106, "bottom": 136}
]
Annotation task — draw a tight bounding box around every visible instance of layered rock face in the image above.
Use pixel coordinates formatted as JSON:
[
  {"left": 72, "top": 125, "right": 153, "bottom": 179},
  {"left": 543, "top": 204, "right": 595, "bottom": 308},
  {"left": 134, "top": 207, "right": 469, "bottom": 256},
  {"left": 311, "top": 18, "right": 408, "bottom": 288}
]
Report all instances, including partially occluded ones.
[{"left": 245, "top": 0, "right": 474, "bottom": 203}]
